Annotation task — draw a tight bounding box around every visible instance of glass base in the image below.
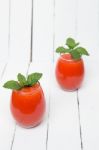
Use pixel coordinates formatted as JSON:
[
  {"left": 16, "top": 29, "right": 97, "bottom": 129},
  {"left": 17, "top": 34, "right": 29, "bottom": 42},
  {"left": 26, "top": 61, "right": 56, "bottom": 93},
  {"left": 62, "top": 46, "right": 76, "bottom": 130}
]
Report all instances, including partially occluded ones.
[{"left": 15, "top": 119, "right": 43, "bottom": 129}]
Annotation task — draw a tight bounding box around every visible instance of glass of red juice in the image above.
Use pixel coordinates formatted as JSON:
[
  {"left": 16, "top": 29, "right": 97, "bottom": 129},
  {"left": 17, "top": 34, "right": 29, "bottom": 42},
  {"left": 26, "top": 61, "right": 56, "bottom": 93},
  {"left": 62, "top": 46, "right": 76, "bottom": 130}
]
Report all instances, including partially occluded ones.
[{"left": 55, "top": 53, "right": 84, "bottom": 91}]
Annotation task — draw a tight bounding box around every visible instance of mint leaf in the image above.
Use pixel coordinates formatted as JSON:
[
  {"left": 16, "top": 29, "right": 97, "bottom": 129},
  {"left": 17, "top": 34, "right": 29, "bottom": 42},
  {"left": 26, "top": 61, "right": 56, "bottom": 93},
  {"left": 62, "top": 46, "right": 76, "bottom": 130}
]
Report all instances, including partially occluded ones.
[
  {"left": 3, "top": 72, "right": 43, "bottom": 91},
  {"left": 66, "top": 38, "right": 80, "bottom": 49},
  {"left": 70, "top": 49, "right": 81, "bottom": 60},
  {"left": 66, "top": 38, "right": 76, "bottom": 48},
  {"left": 56, "top": 47, "right": 70, "bottom": 53},
  {"left": 27, "top": 73, "right": 42, "bottom": 86},
  {"left": 74, "top": 42, "right": 79, "bottom": 48},
  {"left": 56, "top": 37, "right": 89, "bottom": 60},
  {"left": 17, "top": 73, "right": 27, "bottom": 86},
  {"left": 75, "top": 47, "right": 89, "bottom": 56},
  {"left": 3, "top": 80, "right": 21, "bottom": 90}
]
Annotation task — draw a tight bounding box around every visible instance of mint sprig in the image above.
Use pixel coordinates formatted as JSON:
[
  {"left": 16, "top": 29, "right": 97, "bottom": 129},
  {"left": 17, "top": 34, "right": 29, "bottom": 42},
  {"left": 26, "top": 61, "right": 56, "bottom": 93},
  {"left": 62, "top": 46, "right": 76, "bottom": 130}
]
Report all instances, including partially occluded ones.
[
  {"left": 75, "top": 47, "right": 89, "bottom": 56},
  {"left": 17, "top": 73, "right": 27, "bottom": 87},
  {"left": 56, "top": 37, "right": 89, "bottom": 60},
  {"left": 56, "top": 47, "right": 70, "bottom": 53},
  {"left": 3, "top": 72, "right": 43, "bottom": 90},
  {"left": 3, "top": 80, "right": 21, "bottom": 90},
  {"left": 66, "top": 38, "right": 79, "bottom": 49},
  {"left": 27, "top": 73, "right": 42, "bottom": 86}
]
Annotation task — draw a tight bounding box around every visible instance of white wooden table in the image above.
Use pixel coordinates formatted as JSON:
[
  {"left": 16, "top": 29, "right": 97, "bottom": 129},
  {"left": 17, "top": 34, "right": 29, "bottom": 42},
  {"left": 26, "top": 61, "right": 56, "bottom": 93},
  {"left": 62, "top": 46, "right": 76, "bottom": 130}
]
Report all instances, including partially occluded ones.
[{"left": 0, "top": 0, "right": 99, "bottom": 149}]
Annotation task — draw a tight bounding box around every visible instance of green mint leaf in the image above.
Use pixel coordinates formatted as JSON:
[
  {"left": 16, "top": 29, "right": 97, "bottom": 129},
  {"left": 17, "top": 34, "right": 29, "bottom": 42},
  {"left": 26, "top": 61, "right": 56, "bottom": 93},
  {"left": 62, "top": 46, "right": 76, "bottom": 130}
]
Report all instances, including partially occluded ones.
[
  {"left": 75, "top": 47, "right": 89, "bottom": 56},
  {"left": 66, "top": 38, "right": 76, "bottom": 48},
  {"left": 74, "top": 42, "right": 79, "bottom": 48},
  {"left": 27, "top": 73, "right": 42, "bottom": 86},
  {"left": 3, "top": 80, "right": 21, "bottom": 90},
  {"left": 56, "top": 37, "right": 89, "bottom": 59},
  {"left": 17, "top": 73, "right": 27, "bottom": 86},
  {"left": 70, "top": 49, "right": 81, "bottom": 60},
  {"left": 56, "top": 47, "right": 70, "bottom": 53}
]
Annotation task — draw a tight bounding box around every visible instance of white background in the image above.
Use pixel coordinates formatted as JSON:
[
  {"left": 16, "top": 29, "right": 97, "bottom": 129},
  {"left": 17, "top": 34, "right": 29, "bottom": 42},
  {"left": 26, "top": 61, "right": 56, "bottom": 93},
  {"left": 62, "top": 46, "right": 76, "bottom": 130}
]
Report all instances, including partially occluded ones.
[{"left": 0, "top": 0, "right": 99, "bottom": 150}]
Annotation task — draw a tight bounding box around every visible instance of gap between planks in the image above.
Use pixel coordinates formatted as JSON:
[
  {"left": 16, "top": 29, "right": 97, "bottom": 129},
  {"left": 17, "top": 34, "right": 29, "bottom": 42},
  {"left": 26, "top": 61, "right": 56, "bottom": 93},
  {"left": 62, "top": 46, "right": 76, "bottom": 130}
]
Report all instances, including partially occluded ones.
[
  {"left": 46, "top": 0, "right": 56, "bottom": 148},
  {"left": 75, "top": 0, "right": 84, "bottom": 149},
  {"left": 30, "top": 0, "right": 33, "bottom": 62},
  {"left": 77, "top": 90, "right": 83, "bottom": 150},
  {"left": 46, "top": 92, "right": 51, "bottom": 150}
]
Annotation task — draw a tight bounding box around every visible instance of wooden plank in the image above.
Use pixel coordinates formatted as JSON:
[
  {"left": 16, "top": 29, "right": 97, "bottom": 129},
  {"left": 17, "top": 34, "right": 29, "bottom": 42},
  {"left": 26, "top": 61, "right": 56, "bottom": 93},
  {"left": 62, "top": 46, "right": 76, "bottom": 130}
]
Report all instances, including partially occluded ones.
[
  {"left": 9, "top": 0, "right": 31, "bottom": 62},
  {"left": 77, "top": 0, "right": 99, "bottom": 149},
  {"left": 47, "top": 63, "right": 81, "bottom": 150},
  {"left": 33, "top": 0, "right": 53, "bottom": 61},
  {"left": 77, "top": 0, "right": 99, "bottom": 58},
  {"left": 12, "top": 62, "right": 51, "bottom": 150},
  {"left": 46, "top": 0, "right": 81, "bottom": 149},
  {"left": 54, "top": 0, "right": 77, "bottom": 60},
  {"left": 0, "top": 61, "right": 29, "bottom": 150},
  {"left": 0, "top": 0, "right": 9, "bottom": 61},
  {"left": 78, "top": 58, "right": 99, "bottom": 150}
]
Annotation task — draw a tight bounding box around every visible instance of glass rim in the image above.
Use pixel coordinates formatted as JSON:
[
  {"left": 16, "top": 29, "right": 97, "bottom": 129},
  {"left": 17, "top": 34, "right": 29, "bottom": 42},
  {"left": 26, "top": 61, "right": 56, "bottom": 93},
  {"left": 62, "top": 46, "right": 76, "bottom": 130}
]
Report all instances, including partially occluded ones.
[
  {"left": 60, "top": 53, "right": 82, "bottom": 62},
  {"left": 18, "top": 82, "right": 41, "bottom": 95}
]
